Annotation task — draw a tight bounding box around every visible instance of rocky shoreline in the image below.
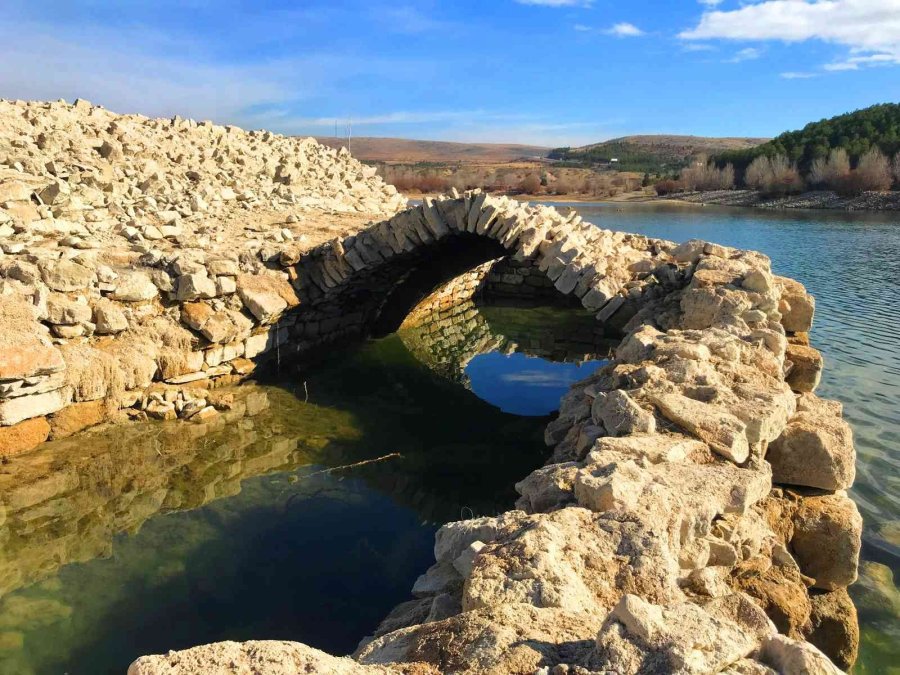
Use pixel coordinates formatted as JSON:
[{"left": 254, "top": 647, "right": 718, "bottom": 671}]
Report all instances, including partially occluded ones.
[
  {"left": 661, "top": 188, "right": 900, "bottom": 211},
  {"left": 0, "top": 102, "right": 861, "bottom": 674}
]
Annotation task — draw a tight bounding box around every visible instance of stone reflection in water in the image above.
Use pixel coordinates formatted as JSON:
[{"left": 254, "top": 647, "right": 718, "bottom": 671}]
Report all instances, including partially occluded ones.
[
  {"left": 0, "top": 389, "right": 303, "bottom": 600},
  {"left": 397, "top": 291, "right": 614, "bottom": 389},
  {"left": 0, "top": 290, "right": 609, "bottom": 673}
]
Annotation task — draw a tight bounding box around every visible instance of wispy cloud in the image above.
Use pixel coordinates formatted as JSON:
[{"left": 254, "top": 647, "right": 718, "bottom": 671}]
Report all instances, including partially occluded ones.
[
  {"left": 680, "top": 0, "right": 900, "bottom": 70},
  {"left": 372, "top": 6, "right": 452, "bottom": 34},
  {"left": 573, "top": 23, "right": 593, "bottom": 32},
  {"left": 606, "top": 22, "right": 645, "bottom": 37},
  {"left": 682, "top": 43, "right": 717, "bottom": 52},
  {"left": 266, "top": 110, "right": 510, "bottom": 128},
  {"left": 698, "top": 0, "right": 722, "bottom": 5},
  {"left": 726, "top": 47, "right": 763, "bottom": 63},
  {"left": 781, "top": 71, "right": 817, "bottom": 79}
]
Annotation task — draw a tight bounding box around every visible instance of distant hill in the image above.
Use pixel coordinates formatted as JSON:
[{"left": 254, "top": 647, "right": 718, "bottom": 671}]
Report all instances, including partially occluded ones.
[
  {"left": 314, "top": 136, "right": 550, "bottom": 164},
  {"left": 548, "top": 135, "right": 768, "bottom": 172},
  {"left": 716, "top": 103, "right": 900, "bottom": 172}
]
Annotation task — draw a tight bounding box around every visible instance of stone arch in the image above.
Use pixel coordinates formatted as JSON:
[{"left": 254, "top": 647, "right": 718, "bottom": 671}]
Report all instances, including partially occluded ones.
[{"left": 292, "top": 192, "right": 683, "bottom": 348}]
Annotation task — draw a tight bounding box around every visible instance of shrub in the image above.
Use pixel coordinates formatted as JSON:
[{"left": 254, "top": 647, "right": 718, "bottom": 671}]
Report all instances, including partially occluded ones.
[
  {"left": 654, "top": 179, "right": 679, "bottom": 196},
  {"left": 893, "top": 152, "right": 900, "bottom": 187},
  {"left": 518, "top": 173, "right": 542, "bottom": 194}
]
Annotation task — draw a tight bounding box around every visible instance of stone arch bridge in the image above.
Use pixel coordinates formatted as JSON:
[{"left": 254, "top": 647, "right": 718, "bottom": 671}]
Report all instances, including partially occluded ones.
[
  {"left": 291, "top": 192, "right": 679, "bottom": 348},
  {"left": 1, "top": 193, "right": 861, "bottom": 673}
]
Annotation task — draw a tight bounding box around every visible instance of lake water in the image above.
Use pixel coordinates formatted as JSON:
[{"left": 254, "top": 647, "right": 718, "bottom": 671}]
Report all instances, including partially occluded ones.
[
  {"left": 547, "top": 201, "right": 900, "bottom": 672},
  {"left": 0, "top": 304, "right": 606, "bottom": 675},
  {"left": 1, "top": 202, "right": 896, "bottom": 673}
]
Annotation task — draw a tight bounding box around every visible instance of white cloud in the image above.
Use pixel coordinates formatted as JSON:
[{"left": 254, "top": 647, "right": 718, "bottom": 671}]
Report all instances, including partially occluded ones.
[
  {"left": 781, "top": 71, "right": 818, "bottom": 78},
  {"left": 0, "top": 18, "right": 434, "bottom": 133},
  {"left": 515, "top": 0, "right": 593, "bottom": 6},
  {"left": 699, "top": 0, "right": 723, "bottom": 5},
  {"left": 680, "top": 0, "right": 900, "bottom": 69},
  {"left": 825, "top": 52, "right": 900, "bottom": 70},
  {"left": 500, "top": 371, "right": 577, "bottom": 387},
  {"left": 606, "top": 22, "right": 645, "bottom": 37},
  {"left": 682, "top": 43, "right": 717, "bottom": 52},
  {"left": 574, "top": 23, "right": 593, "bottom": 31},
  {"left": 726, "top": 47, "right": 763, "bottom": 62}
]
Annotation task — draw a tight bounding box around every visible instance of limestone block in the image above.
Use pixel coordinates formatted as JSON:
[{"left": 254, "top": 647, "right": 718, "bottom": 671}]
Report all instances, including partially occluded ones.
[
  {"left": 0, "top": 388, "right": 70, "bottom": 426},
  {"left": 574, "top": 459, "right": 647, "bottom": 513},
  {"left": 804, "top": 588, "right": 859, "bottom": 671},
  {"left": 244, "top": 333, "right": 268, "bottom": 359},
  {"left": 111, "top": 272, "right": 158, "bottom": 302},
  {"left": 236, "top": 274, "right": 298, "bottom": 323},
  {"left": 39, "top": 260, "right": 96, "bottom": 292},
  {"left": 46, "top": 294, "right": 91, "bottom": 325},
  {"left": 785, "top": 343, "right": 823, "bottom": 393},
  {"left": 92, "top": 300, "right": 128, "bottom": 334},
  {"left": 766, "top": 403, "right": 855, "bottom": 491},
  {"left": 215, "top": 276, "right": 237, "bottom": 295},
  {"left": 759, "top": 635, "right": 842, "bottom": 675},
  {"left": 596, "top": 594, "right": 775, "bottom": 674},
  {"left": 591, "top": 390, "right": 656, "bottom": 437},
  {"left": 175, "top": 273, "right": 216, "bottom": 301},
  {"left": 648, "top": 391, "right": 749, "bottom": 463},
  {"left": 791, "top": 493, "right": 861, "bottom": 590},
  {"left": 0, "top": 416, "right": 50, "bottom": 455},
  {"left": 778, "top": 277, "right": 815, "bottom": 333},
  {"left": 49, "top": 400, "right": 107, "bottom": 439},
  {"left": 671, "top": 239, "right": 705, "bottom": 263}
]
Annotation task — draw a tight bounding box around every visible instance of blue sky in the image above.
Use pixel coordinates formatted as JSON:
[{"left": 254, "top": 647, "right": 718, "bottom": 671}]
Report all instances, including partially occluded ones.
[{"left": 2, "top": 0, "right": 898, "bottom": 146}]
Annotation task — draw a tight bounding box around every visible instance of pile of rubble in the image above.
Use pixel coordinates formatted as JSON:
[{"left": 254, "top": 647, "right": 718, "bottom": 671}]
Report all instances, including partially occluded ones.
[{"left": 0, "top": 99, "right": 405, "bottom": 450}]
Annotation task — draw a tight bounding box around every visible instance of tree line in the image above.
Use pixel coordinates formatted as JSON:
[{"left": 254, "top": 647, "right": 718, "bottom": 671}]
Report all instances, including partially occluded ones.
[{"left": 654, "top": 104, "right": 900, "bottom": 197}]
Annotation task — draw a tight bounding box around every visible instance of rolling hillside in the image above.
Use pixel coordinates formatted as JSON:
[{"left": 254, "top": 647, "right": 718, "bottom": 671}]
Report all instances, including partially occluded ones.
[
  {"left": 549, "top": 135, "right": 768, "bottom": 172},
  {"left": 314, "top": 136, "right": 550, "bottom": 164}
]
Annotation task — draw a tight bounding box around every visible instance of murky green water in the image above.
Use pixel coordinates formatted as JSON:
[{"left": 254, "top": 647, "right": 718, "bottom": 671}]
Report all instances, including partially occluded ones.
[
  {"left": 0, "top": 303, "right": 606, "bottom": 674},
  {"left": 546, "top": 201, "right": 900, "bottom": 674}
]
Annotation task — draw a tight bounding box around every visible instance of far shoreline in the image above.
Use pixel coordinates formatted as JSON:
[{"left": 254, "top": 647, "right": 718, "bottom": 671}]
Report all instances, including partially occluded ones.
[{"left": 404, "top": 189, "right": 900, "bottom": 212}]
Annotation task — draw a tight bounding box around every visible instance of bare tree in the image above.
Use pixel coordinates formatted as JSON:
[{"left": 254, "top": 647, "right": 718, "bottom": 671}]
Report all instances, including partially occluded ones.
[
  {"left": 854, "top": 147, "right": 892, "bottom": 192},
  {"left": 744, "top": 156, "right": 770, "bottom": 190},
  {"left": 744, "top": 155, "right": 803, "bottom": 194},
  {"left": 893, "top": 152, "right": 900, "bottom": 187}
]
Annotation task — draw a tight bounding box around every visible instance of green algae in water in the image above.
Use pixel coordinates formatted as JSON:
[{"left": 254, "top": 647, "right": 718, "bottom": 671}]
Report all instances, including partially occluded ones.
[{"left": 0, "top": 304, "right": 604, "bottom": 674}]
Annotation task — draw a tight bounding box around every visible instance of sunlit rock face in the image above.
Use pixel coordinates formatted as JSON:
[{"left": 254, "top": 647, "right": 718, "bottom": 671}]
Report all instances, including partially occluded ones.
[{"left": 129, "top": 194, "right": 858, "bottom": 674}]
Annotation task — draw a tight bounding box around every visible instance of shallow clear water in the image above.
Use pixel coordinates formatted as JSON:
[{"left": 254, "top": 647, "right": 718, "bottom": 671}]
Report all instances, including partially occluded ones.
[
  {"left": 545, "top": 201, "right": 900, "bottom": 673},
  {"left": 0, "top": 304, "right": 603, "bottom": 675}
]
